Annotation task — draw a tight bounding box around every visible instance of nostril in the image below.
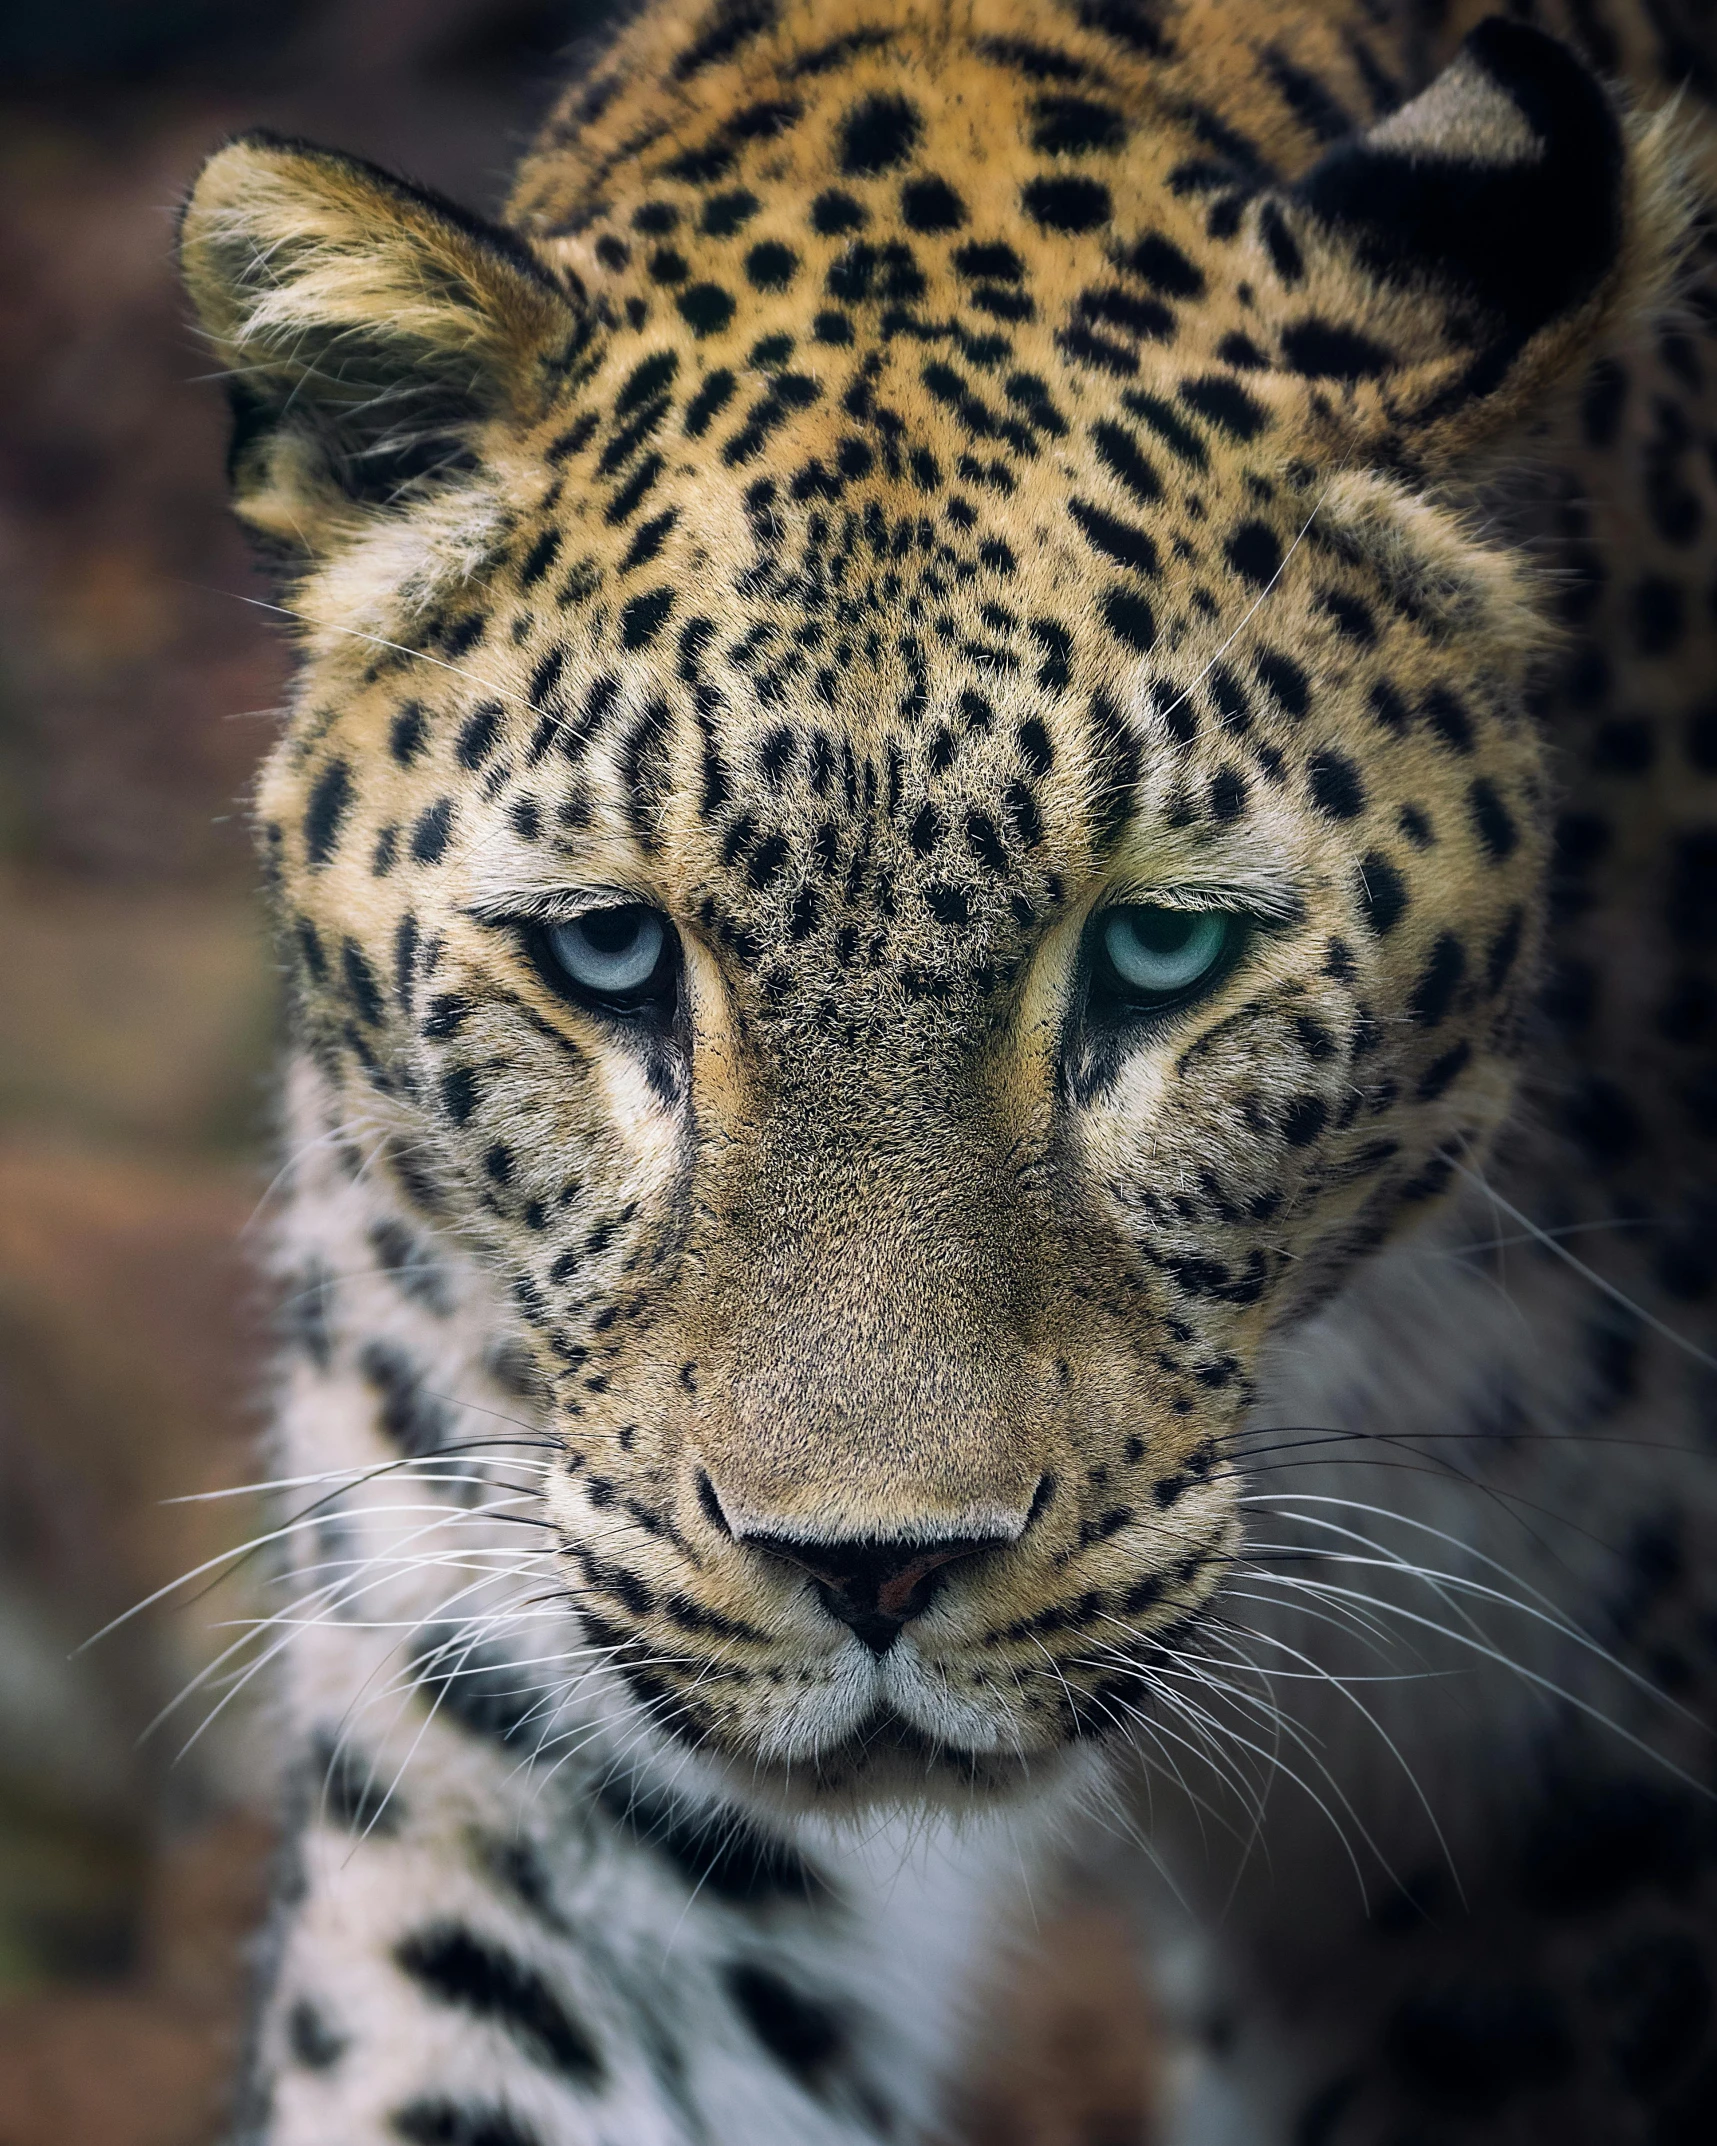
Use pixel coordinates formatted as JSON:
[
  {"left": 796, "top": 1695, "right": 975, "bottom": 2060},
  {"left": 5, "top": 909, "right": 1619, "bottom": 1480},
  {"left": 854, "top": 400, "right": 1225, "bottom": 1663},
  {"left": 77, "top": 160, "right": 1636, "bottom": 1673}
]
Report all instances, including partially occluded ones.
[
  {"left": 746, "top": 1532, "right": 995, "bottom": 1648},
  {"left": 696, "top": 1471, "right": 733, "bottom": 1538}
]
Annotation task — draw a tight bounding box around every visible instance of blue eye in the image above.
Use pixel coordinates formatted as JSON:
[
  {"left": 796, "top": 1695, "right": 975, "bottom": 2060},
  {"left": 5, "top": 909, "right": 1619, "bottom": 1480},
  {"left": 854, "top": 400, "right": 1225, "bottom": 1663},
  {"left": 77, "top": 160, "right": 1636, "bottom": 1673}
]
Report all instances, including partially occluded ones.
[
  {"left": 543, "top": 905, "right": 676, "bottom": 1009},
  {"left": 1094, "top": 905, "right": 1239, "bottom": 1011}
]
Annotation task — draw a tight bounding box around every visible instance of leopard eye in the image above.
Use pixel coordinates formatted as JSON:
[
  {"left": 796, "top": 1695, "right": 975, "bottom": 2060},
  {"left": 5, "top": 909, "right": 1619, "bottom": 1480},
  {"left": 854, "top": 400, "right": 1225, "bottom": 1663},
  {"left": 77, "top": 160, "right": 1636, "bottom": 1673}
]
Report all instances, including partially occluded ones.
[
  {"left": 541, "top": 904, "right": 678, "bottom": 1012},
  {"left": 1092, "top": 905, "right": 1241, "bottom": 1014}
]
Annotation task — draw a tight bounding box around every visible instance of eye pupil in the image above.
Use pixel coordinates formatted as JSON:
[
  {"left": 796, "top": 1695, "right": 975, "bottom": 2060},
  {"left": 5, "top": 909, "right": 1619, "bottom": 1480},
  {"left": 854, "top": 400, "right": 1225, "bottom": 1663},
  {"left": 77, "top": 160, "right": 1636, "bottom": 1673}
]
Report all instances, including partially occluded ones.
[
  {"left": 1131, "top": 910, "right": 1200, "bottom": 956},
  {"left": 581, "top": 908, "right": 646, "bottom": 956}
]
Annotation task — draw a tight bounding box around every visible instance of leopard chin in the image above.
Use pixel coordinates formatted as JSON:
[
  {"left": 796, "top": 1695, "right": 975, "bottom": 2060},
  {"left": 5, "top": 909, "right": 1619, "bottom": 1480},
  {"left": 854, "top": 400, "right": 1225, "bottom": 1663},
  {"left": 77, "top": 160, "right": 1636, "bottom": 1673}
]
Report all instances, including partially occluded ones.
[{"left": 738, "top": 1713, "right": 1082, "bottom": 1814}]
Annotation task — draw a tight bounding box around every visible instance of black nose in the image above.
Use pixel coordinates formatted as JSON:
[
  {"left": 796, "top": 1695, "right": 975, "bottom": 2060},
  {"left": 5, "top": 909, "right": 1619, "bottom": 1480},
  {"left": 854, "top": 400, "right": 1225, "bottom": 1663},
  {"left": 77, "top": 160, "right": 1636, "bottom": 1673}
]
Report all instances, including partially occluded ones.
[{"left": 747, "top": 1534, "right": 991, "bottom": 1655}]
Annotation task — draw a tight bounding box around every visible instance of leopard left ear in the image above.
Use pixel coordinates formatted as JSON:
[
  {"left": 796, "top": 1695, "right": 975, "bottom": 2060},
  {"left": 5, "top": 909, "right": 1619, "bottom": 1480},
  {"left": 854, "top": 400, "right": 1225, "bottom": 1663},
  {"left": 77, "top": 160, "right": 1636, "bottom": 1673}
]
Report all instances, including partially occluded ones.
[
  {"left": 180, "top": 132, "right": 592, "bottom": 559},
  {"left": 1238, "top": 18, "right": 1678, "bottom": 464}
]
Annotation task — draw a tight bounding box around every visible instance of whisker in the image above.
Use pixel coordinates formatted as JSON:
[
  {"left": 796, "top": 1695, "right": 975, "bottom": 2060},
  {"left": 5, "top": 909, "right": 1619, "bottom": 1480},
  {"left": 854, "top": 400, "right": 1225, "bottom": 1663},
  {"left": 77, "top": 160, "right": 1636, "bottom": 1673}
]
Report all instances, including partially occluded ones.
[
  {"left": 1235, "top": 1562, "right": 1713, "bottom": 1793},
  {"left": 1450, "top": 1160, "right": 1717, "bottom": 1373}
]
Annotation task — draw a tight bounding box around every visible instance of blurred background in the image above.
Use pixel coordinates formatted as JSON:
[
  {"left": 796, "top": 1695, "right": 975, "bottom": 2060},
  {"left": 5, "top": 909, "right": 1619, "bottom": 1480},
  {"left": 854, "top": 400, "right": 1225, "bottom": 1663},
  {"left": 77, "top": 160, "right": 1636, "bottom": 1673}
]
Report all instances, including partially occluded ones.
[{"left": 0, "top": 5, "right": 1153, "bottom": 2140}]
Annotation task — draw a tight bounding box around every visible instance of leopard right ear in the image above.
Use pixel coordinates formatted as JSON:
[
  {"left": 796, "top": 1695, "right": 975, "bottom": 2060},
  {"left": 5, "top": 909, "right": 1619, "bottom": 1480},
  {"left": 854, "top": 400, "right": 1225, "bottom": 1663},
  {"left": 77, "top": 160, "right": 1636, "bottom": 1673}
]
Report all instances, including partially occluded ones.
[
  {"left": 1226, "top": 19, "right": 1684, "bottom": 468},
  {"left": 179, "top": 131, "right": 591, "bottom": 557}
]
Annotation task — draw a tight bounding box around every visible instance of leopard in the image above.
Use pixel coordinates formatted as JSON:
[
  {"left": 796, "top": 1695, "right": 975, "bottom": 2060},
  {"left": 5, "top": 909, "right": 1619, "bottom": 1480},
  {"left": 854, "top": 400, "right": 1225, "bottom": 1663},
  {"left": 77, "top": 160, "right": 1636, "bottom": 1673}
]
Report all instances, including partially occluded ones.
[{"left": 173, "top": 1, "right": 1717, "bottom": 2139}]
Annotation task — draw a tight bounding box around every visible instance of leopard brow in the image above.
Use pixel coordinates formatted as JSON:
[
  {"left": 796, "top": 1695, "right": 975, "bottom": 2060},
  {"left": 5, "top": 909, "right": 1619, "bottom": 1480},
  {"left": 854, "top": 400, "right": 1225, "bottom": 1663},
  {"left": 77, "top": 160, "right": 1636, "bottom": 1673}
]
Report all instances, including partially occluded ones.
[
  {"left": 1108, "top": 874, "right": 1305, "bottom": 924},
  {"left": 463, "top": 885, "right": 658, "bottom": 927}
]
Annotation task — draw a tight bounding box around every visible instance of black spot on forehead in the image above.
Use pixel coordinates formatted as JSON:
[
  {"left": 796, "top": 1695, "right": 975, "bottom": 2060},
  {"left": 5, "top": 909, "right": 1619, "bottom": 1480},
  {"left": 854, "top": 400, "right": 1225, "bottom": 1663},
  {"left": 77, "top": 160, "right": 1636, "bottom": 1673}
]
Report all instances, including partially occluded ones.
[
  {"left": 746, "top": 239, "right": 799, "bottom": 288},
  {"left": 1307, "top": 749, "right": 1365, "bottom": 820},
  {"left": 900, "top": 174, "right": 966, "bottom": 231},
  {"left": 342, "top": 938, "right": 383, "bottom": 1026},
  {"left": 975, "top": 34, "right": 1098, "bottom": 83},
  {"left": 789, "top": 25, "right": 895, "bottom": 78},
  {"left": 704, "top": 188, "right": 761, "bottom": 235},
  {"left": 1086, "top": 689, "right": 1141, "bottom": 850},
  {"left": 616, "top": 349, "right": 679, "bottom": 417},
  {"left": 668, "top": 97, "right": 804, "bottom": 184},
  {"left": 1181, "top": 374, "right": 1270, "bottom": 439},
  {"left": 1468, "top": 778, "right": 1520, "bottom": 861},
  {"left": 621, "top": 587, "right": 676, "bottom": 648},
  {"left": 838, "top": 91, "right": 922, "bottom": 174},
  {"left": 685, "top": 370, "right": 738, "bottom": 437},
  {"left": 518, "top": 527, "right": 561, "bottom": 590},
  {"left": 1256, "top": 199, "right": 1303, "bottom": 283},
  {"left": 1030, "top": 95, "right": 1128, "bottom": 155},
  {"left": 1071, "top": 497, "right": 1159, "bottom": 574},
  {"left": 1423, "top": 686, "right": 1474, "bottom": 754},
  {"left": 1409, "top": 933, "right": 1465, "bottom": 1027},
  {"left": 1119, "top": 231, "right": 1205, "bottom": 298},
  {"left": 671, "top": 0, "right": 779, "bottom": 83},
  {"left": 1254, "top": 648, "right": 1309, "bottom": 716},
  {"left": 810, "top": 188, "right": 866, "bottom": 233},
  {"left": 678, "top": 282, "right": 737, "bottom": 335},
  {"left": 1076, "top": 0, "right": 1173, "bottom": 62},
  {"left": 953, "top": 238, "right": 1025, "bottom": 282},
  {"left": 1091, "top": 420, "right": 1163, "bottom": 505},
  {"left": 545, "top": 411, "right": 599, "bottom": 464},
  {"left": 1022, "top": 174, "right": 1113, "bottom": 231}
]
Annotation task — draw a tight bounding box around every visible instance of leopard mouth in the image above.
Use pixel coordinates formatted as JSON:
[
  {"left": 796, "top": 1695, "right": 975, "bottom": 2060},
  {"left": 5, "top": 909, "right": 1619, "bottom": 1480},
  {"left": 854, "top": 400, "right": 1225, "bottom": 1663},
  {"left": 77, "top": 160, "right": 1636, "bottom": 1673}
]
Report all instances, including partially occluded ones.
[
  {"left": 667, "top": 1624, "right": 1174, "bottom": 1809},
  {"left": 584, "top": 1509, "right": 1237, "bottom": 1803},
  {"left": 735, "top": 1705, "right": 1073, "bottom": 1809}
]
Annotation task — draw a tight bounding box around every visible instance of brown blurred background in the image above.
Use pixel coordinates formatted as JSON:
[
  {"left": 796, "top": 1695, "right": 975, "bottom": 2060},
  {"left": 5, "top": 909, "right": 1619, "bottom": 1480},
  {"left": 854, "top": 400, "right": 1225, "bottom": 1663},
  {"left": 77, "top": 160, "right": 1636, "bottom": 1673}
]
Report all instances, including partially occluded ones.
[{"left": 0, "top": 5, "right": 1153, "bottom": 2140}]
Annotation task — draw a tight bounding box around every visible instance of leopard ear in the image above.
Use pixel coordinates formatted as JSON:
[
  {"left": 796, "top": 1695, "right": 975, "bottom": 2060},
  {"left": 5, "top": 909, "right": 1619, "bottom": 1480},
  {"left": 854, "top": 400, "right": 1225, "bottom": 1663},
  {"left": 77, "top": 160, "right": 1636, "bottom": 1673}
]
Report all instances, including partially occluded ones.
[
  {"left": 1240, "top": 19, "right": 1671, "bottom": 464},
  {"left": 179, "top": 131, "right": 589, "bottom": 556}
]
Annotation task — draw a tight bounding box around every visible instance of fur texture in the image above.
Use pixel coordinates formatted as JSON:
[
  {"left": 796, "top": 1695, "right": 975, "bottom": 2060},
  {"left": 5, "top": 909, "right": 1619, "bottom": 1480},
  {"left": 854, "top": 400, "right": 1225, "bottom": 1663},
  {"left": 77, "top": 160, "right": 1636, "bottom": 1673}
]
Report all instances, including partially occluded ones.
[{"left": 177, "top": 3, "right": 1717, "bottom": 2139}]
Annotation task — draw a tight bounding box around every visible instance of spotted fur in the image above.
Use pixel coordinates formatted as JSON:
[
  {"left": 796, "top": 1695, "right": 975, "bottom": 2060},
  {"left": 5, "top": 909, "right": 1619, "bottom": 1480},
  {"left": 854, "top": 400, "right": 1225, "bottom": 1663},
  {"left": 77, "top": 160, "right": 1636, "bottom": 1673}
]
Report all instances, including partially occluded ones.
[{"left": 180, "top": 4, "right": 1717, "bottom": 2140}]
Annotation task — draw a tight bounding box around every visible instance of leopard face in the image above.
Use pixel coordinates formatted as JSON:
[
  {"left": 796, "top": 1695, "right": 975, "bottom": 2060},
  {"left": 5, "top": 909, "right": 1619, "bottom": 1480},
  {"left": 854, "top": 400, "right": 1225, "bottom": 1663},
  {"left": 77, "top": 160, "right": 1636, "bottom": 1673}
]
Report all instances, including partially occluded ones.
[{"left": 182, "top": 1, "right": 1676, "bottom": 1802}]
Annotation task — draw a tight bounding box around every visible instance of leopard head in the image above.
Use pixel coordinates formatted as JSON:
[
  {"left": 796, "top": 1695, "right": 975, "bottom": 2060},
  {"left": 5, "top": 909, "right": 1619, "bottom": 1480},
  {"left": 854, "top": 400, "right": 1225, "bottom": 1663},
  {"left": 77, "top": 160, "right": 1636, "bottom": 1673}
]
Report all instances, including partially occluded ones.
[{"left": 181, "top": 7, "right": 1676, "bottom": 1803}]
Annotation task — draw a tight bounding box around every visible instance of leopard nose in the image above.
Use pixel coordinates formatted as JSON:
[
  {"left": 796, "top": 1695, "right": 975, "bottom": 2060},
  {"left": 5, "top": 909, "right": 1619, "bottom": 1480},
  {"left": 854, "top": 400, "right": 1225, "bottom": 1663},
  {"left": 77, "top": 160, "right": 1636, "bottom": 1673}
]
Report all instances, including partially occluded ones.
[
  {"left": 696, "top": 1471, "right": 1050, "bottom": 1655},
  {"left": 744, "top": 1533, "right": 996, "bottom": 1655}
]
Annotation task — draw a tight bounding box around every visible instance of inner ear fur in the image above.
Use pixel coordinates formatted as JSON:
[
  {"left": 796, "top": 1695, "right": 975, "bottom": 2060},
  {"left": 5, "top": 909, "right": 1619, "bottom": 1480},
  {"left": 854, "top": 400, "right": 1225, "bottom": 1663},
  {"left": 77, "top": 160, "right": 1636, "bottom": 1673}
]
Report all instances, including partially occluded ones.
[
  {"left": 179, "top": 131, "right": 589, "bottom": 555},
  {"left": 1235, "top": 18, "right": 1687, "bottom": 467}
]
